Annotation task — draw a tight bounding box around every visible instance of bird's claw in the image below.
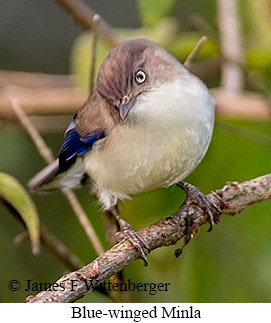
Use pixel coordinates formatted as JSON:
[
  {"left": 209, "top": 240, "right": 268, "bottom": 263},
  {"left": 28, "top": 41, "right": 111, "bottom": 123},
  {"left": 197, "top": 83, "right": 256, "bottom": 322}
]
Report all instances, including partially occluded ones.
[
  {"left": 117, "top": 220, "right": 149, "bottom": 266},
  {"left": 177, "top": 181, "right": 221, "bottom": 231},
  {"left": 175, "top": 182, "right": 228, "bottom": 257}
]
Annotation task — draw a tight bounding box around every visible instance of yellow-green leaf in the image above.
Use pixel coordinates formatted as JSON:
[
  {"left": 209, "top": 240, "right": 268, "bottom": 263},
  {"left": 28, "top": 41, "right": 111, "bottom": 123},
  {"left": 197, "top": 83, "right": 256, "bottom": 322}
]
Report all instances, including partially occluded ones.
[{"left": 0, "top": 172, "right": 40, "bottom": 254}]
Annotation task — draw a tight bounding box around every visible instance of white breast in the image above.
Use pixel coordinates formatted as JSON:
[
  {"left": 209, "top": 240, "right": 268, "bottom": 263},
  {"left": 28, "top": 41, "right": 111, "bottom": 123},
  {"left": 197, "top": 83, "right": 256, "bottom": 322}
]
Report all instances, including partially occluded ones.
[{"left": 84, "top": 74, "right": 215, "bottom": 209}]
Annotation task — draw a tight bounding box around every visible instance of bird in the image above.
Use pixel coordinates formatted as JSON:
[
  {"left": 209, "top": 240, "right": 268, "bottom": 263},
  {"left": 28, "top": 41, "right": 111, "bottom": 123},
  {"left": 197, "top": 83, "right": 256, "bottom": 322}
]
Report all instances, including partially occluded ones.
[{"left": 29, "top": 39, "right": 216, "bottom": 264}]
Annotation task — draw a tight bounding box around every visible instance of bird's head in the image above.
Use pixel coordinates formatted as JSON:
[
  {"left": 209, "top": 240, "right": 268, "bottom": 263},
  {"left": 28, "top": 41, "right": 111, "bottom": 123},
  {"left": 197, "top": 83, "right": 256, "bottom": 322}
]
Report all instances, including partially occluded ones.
[{"left": 96, "top": 39, "right": 180, "bottom": 121}]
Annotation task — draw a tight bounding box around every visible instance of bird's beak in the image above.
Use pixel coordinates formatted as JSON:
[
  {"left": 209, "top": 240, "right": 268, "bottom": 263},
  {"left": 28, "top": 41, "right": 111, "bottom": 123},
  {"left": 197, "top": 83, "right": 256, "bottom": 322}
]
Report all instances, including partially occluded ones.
[{"left": 118, "top": 95, "right": 136, "bottom": 121}]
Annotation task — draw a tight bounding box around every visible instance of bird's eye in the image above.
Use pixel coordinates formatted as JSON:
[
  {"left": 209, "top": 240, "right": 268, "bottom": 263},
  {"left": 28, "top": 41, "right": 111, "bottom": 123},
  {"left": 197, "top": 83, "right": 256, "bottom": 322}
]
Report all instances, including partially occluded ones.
[{"left": 135, "top": 70, "right": 147, "bottom": 84}]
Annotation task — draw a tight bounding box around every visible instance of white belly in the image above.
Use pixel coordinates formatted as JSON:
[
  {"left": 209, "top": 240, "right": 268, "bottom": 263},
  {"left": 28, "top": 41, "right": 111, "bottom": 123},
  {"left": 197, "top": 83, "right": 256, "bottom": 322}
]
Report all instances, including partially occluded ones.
[{"left": 84, "top": 77, "right": 215, "bottom": 208}]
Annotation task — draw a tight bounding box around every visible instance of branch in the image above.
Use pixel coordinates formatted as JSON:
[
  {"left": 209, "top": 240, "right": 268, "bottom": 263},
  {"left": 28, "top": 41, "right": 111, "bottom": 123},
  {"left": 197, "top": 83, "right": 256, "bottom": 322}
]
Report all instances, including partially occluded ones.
[
  {"left": 0, "top": 86, "right": 87, "bottom": 120},
  {"left": 1, "top": 86, "right": 270, "bottom": 122},
  {"left": 40, "top": 224, "right": 84, "bottom": 270},
  {"left": 89, "top": 15, "right": 100, "bottom": 94},
  {"left": 10, "top": 206, "right": 84, "bottom": 271},
  {"left": 9, "top": 96, "right": 104, "bottom": 256},
  {"left": 217, "top": 0, "right": 244, "bottom": 92},
  {"left": 183, "top": 36, "right": 208, "bottom": 69},
  {"left": 211, "top": 88, "right": 271, "bottom": 119},
  {"left": 53, "top": 0, "right": 118, "bottom": 47},
  {"left": 215, "top": 121, "right": 271, "bottom": 146},
  {"left": 26, "top": 173, "right": 271, "bottom": 303},
  {"left": 0, "top": 69, "right": 74, "bottom": 89}
]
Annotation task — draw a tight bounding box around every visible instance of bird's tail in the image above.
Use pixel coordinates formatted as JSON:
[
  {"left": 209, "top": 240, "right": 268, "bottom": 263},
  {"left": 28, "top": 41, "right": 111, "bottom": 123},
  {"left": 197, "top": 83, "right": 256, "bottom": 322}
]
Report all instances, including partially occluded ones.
[
  {"left": 28, "top": 158, "right": 87, "bottom": 192},
  {"left": 28, "top": 159, "right": 60, "bottom": 192}
]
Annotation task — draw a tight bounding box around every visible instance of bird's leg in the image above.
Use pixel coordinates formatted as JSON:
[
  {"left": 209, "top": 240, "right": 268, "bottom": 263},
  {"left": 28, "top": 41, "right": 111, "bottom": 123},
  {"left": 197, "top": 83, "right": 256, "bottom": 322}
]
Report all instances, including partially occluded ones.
[
  {"left": 108, "top": 205, "right": 149, "bottom": 266},
  {"left": 174, "top": 181, "right": 223, "bottom": 257}
]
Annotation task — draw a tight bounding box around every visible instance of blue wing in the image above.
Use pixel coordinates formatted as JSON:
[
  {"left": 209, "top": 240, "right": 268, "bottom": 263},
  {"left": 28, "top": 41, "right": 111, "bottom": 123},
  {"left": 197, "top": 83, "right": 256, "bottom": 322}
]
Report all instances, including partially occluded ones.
[{"left": 59, "top": 118, "right": 106, "bottom": 171}]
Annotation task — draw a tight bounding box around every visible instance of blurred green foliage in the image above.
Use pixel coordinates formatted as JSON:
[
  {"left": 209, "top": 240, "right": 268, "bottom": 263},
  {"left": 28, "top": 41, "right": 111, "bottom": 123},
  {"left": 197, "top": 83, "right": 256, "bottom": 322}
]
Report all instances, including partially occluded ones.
[
  {"left": 137, "top": 0, "right": 177, "bottom": 28},
  {"left": 1, "top": 0, "right": 271, "bottom": 303}
]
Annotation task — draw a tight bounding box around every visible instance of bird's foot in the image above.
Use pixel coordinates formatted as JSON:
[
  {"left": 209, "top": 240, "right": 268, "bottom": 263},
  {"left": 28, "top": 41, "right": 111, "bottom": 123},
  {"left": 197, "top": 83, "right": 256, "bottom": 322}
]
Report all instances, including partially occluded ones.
[
  {"left": 116, "top": 219, "right": 149, "bottom": 266},
  {"left": 177, "top": 181, "right": 222, "bottom": 231},
  {"left": 174, "top": 181, "right": 226, "bottom": 257},
  {"left": 109, "top": 206, "right": 149, "bottom": 266}
]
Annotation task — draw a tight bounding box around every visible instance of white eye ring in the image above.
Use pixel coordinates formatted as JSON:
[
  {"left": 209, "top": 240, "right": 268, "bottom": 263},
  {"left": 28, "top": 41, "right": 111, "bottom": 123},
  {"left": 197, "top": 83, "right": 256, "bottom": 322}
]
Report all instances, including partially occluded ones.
[{"left": 135, "top": 70, "right": 147, "bottom": 84}]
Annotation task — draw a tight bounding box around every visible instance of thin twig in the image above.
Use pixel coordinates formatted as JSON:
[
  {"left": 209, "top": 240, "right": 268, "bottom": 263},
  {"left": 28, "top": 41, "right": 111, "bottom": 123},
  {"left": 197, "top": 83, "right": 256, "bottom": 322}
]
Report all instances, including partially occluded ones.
[
  {"left": 0, "top": 86, "right": 87, "bottom": 120},
  {"left": 9, "top": 97, "right": 55, "bottom": 164},
  {"left": 53, "top": 0, "right": 118, "bottom": 47},
  {"left": 40, "top": 224, "right": 84, "bottom": 270},
  {"left": 89, "top": 14, "right": 100, "bottom": 94},
  {"left": 1, "top": 86, "right": 270, "bottom": 121},
  {"left": 83, "top": 9, "right": 128, "bottom": 301},
  {"left": 26, "top": 173, "right": 271, "bottom": 302},
  {"left": 63, "top": 189, "right": 104, "bottom": 255},
  {"left": 211, "top": 88, "right": 271, "bottom": 119},
  {"left": 217, "top": 0, "right": 244, "bottom": 92},
  {"left": 9, "top": 97, "right": 104, "bottom": 256},
  {"left": 101, "top": 210, "right": 130, "bottom": 302},
  {"left": 10, "top": 205, "right": 84, "bottom": 271},
  {"left": 0, "top": 69, "right": 74, "bottom": 89},
  {"left": 183, "top": 36, "right": 208, "bottom": 69},
  {"left": 215, "top": 121, "right": 271, "bottom": 146}
]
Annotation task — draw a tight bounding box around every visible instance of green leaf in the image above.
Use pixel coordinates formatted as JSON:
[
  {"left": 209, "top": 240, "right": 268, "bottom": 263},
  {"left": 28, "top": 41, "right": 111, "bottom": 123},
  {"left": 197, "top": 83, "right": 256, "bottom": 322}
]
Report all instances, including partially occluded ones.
[
  {"left": 0, "top": 172, "right": 40, "bottom": 255},
  {"left": 137, "top": 0, "right": 177, "bottom": 28}
]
